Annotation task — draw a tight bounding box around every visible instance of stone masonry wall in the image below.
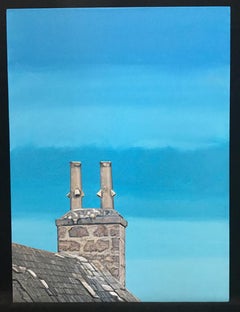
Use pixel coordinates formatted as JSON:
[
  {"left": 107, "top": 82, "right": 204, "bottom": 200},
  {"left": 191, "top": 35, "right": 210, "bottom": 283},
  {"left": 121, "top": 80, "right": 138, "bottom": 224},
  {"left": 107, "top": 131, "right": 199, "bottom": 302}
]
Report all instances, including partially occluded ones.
[{"left": 57, "top": 223, "right": 125, "bottom": 286}]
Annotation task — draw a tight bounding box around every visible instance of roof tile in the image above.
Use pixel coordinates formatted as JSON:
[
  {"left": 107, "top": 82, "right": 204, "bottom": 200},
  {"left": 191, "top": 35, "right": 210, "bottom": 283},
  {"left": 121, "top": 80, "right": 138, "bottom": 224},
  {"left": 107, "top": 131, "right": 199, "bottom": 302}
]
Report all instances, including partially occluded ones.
[{"left": 12, "top": 242, "right": 139, "bottom": 302}]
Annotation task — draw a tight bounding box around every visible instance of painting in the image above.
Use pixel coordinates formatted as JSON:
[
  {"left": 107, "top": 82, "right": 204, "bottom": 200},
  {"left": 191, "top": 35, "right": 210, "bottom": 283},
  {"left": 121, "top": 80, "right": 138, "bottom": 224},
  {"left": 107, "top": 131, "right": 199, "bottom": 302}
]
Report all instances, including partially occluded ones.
[{"left": 6, "top": 5, "right": 230, "bottom": 302}]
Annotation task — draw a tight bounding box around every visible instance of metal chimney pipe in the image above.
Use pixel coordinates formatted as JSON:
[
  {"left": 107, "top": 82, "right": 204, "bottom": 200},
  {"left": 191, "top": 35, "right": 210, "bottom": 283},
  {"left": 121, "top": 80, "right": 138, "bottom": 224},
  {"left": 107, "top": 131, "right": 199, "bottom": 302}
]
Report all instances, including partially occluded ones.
[
  {"left": 97, "top": 161, "right": 116, "bottom": 209},
  {"left": 68, "top": 161, "right": 84, "bottom": 210}
]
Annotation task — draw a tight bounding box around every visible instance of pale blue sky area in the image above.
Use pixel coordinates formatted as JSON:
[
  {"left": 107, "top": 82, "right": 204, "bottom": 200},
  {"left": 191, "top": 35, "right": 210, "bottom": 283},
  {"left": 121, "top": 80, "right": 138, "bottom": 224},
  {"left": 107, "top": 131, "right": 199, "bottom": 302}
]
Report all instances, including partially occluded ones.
[
  {"left": 12, "top": 216, "right": 229, "bottom": 301},
  {"left": 7, "top": 7, "right": 230, "bottom": 301}
]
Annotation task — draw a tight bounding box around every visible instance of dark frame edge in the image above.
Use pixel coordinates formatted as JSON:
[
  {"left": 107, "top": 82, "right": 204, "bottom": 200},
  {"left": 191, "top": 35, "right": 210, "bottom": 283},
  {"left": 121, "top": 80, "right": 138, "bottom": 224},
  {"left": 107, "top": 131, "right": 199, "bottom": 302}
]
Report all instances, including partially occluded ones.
[
  {"left": 0, "top": 0, "right": 234, "bottom": 9},
  {"left": 0, "top": 2, "right": 13, "bottom": 306},
  {"left": 230, "top": 0, "right": 240, "bottom": 305},
  {"left": 1, "top": 1, "right": 239, "bottom": 311}
]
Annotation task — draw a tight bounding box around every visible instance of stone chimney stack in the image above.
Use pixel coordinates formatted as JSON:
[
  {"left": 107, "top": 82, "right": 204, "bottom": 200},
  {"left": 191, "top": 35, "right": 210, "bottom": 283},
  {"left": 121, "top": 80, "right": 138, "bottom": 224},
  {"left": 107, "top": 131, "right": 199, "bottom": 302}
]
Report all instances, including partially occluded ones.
[
  {"left": 97, "top": 161, "right": 116, "bottom": 209},
  {"left": 56, "top": 161, "right": 127, "bottom": 286},
  {"left": 68, "top": 161, "right": 84, "bottom": 210}
]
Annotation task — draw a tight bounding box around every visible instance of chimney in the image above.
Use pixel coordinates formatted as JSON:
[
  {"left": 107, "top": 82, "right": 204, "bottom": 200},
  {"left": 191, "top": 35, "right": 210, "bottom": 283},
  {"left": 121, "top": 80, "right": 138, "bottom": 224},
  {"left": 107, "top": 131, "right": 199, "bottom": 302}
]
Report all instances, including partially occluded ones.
[
  {"left": 56, "top": 161, "right": 127, "bottom": 286},
  {"left": 67, "top": 161, "right": 84, "bottom": 210},
  {"left": 97, "top": 161, "right": 116, "bottom": 209}
]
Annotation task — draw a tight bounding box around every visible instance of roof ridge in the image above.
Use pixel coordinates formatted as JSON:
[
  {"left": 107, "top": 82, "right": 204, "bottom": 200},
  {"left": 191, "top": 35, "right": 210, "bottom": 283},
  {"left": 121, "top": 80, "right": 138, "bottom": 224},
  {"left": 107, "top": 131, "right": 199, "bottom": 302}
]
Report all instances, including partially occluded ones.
[{"left": 12, "top": 242, "right": 55, "bottom": 255}]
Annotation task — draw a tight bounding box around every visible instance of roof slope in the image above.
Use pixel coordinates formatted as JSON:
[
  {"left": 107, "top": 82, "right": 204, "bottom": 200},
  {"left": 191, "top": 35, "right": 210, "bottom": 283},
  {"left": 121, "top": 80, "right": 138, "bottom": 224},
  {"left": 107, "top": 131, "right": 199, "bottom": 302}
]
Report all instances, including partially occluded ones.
[{"left": 12, "top": 243, "right": 139, "bottom": 303}]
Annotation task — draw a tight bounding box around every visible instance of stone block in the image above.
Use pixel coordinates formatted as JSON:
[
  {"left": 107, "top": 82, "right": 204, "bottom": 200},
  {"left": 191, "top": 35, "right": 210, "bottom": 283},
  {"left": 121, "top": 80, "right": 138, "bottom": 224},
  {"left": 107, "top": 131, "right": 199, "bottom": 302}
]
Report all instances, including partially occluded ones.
[
  {"left": 96, "top": 239, "right": 110, "bottom": 252},
  {"left": 59, "top": 240, "right": 80, "bottom": 252},
  {"left": 58, "top": 227, "right": 67, "bottom": 238},
  {"left": 83, "top": 240, "right": 95, "bottom": 252},
  {"left": 93, "top": 225, "right": 108, "bottom": 237},
  {"left": 69, "top": 226, "right": 89, "bottom": 237},
  {"left": 83, "top": 239, "right": 109, "bottom": 252},
  {"left": 110, "top": 227, "right": 120, "bottom": 236},
  {"left": 111, "top": 238, "right": 119, "bottom": 250}
]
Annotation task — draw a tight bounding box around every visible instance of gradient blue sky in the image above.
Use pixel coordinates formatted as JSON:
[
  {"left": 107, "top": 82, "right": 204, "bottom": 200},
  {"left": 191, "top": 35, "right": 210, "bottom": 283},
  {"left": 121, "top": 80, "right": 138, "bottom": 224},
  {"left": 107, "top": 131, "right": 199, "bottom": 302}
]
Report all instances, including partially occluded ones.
[{"left": 7, "top": 7, "right": 230, "bottom": 301}]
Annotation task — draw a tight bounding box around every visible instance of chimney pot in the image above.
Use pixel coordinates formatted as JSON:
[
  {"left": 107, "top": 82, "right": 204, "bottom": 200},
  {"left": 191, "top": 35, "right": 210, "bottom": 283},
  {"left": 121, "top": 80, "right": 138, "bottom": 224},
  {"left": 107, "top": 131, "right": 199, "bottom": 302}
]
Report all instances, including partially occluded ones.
[
  {"left": 69, "top": 161, "right": 84, "bottom": 210},
  {"left": 97, "top": 161, "right": 115, "bottom": 209}
]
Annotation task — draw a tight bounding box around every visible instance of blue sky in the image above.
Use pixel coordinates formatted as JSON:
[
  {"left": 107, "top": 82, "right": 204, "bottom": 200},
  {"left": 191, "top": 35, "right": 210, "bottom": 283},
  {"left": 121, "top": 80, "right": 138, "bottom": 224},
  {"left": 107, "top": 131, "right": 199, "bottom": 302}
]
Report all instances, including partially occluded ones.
[{"left": 7, "top": 7, "right": 230, "bottom": 301}]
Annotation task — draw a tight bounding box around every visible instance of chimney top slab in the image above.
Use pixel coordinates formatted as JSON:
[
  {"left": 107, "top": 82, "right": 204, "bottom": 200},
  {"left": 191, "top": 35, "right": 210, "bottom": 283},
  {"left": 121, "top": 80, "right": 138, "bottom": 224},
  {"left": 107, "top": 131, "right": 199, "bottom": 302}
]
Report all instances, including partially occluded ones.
[{"left": 56, "top": 208, "right": 127, "bottom": 227}]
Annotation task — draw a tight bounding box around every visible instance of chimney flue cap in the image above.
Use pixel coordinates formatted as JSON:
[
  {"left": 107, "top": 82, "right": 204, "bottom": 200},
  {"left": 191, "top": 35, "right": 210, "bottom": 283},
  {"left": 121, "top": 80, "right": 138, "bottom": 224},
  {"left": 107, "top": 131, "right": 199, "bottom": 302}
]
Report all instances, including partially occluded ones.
[
  {"left": 70, "top": 161, "right": 81, "bottom": 167},
  {"left": 100, "top": 161, "right": 111, "bottom": 167}
]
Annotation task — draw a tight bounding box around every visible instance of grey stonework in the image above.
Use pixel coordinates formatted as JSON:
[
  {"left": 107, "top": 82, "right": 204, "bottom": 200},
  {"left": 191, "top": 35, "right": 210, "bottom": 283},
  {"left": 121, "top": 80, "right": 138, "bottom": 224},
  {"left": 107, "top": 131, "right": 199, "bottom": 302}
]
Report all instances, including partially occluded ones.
[
  {"left": 83, "top": 239, "right": 109, "bottom": 252},
  {"left": 93, "top": 225, "right": 108, "bottom": 237},
  {"left": 58, "top": 240, "right": 81, "bottom": 251},
  {"left": 56, "top": 211, "right": 127, "bottom": 286},
  {"left": 69, "top": 226, "right": 89, "bottom": 237}
]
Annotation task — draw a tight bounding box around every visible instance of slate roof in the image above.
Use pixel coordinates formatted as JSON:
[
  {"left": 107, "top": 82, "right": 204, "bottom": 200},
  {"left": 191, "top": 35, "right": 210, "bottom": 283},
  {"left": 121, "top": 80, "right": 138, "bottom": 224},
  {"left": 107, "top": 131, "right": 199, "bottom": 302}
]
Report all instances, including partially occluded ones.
[{"left": 12, "top": 243, "right": 139, "bottom": 303}]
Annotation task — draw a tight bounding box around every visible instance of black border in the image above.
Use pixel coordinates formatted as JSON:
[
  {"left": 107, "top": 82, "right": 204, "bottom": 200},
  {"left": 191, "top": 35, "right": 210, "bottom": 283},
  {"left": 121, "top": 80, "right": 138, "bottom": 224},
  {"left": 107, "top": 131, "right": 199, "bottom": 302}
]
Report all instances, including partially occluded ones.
[{"left": 1, "top": 1, "right": 240, "bottom": 311}]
